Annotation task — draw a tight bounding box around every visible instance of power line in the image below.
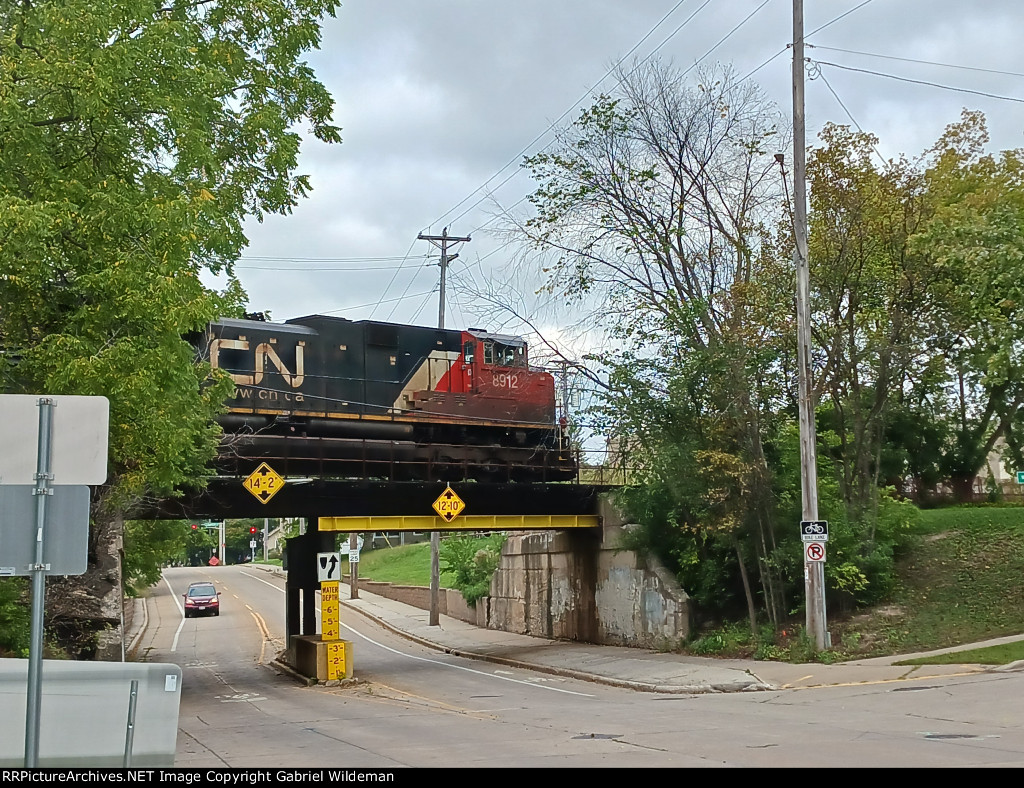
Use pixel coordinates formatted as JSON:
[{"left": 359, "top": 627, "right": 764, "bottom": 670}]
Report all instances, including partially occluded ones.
[
  {"left": 368, "top": 237, "right": 421, "bottom": 320},
  {"left": 813, "top": 59, "right": 1024, "bottom": 105},
  {"left": 386, "top": 262, "right": 434, "bottom": 322},
  {"left": 741, "top": 0, "right": 876, "bottom": 83},
  {"left": 808, "top": 44, "right": 1024, "bottom": 80},
  {"left": 240, "top": 254, "right": 429, "bottom": 263},
  {"left": 430, "top": 0, "right": 710, "bottom": 231},
  {"left": 814, "top": 68, "right": 887, "bottom": 165},
  {"left": 678, "top": 0, "right": 773, "bottom": 81},
  {"left": 424, "top": 0, "right": 781, "bottom": 314},
  {"left": 465, "top": 0, "right": 771, "bottom": 240},
  {"left": 237, "top": 263, "right": 432, "bottom": 272},
  {"left": 807, "top": 0, "right": 875, "bottom": 37},
  {"left": 318, "top": 289, "right": 437, "bottom": 316}
]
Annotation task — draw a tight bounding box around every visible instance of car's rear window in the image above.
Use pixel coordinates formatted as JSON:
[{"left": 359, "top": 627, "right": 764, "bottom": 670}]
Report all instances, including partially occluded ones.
[{"left": 188, "top": 585, "right": 216, "bottom": 597}]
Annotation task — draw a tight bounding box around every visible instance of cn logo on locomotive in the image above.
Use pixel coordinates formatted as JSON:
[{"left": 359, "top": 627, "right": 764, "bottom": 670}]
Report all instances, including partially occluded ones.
[{"left": 209, "top": 338, "right": 305, "bottom": 388}]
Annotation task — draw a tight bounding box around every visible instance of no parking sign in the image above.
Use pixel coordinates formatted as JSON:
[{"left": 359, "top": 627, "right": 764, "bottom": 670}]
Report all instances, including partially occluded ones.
[{"left": 805, "top": 542, "right": 826, "bottom": 563}]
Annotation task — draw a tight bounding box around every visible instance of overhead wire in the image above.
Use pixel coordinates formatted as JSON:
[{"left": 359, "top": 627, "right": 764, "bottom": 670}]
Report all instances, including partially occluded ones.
[
  {"left": 741, "top": 0, "right": 877, "bottom": 82},
  {"left": 367, "top": 237, "right": 423, "bottom": 320},
  {"left": 807, "top": 44, "right": 1024, "bottom": 80},
  {"left": 460, "top": 0, "right": 773, "bottom": 242},
  {"left": 813, "top": 68, "right": 888, "bottom": 165},
  {"left": 324, "top": 1, "right": 885, "bottom": 326},
  {"left": 811, "top": 60, "right": 1024, "bottom": 105},
  {"left": 403, "top": 1, "right": 722, "bottom": 326},
  {"left": 437, "top": 0, "right": 782, "bottom": 324},
  {"left": 427, "top": 0, "right": 701, "bottom": 233},
  {"left": 237, "top": 263, "right": 431, "bottom": 271},
  {"left": 317, "top": 289, "right": 437, "bottom": 316},
  {"left": 386, "top": 258, "right": 435, "bottom": 322},
  {"left": 240, "top": 254, "right": 427, "bottom": 263}
]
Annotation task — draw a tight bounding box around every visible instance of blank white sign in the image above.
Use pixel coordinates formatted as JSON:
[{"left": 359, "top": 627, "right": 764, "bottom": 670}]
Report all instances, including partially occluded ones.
[{"left": 0, "top": 395, "right": 109, "bottom": 485}]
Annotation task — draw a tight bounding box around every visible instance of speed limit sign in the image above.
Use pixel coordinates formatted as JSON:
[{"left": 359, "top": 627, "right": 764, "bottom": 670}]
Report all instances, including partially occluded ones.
[{"left": 805, "top": 542, "right": 826, "bottom": 563}]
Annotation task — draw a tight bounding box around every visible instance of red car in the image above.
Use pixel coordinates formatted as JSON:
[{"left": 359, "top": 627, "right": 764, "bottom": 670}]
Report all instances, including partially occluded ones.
[{"left": 183, "top": 582, "right": 220, "bottom": 618}]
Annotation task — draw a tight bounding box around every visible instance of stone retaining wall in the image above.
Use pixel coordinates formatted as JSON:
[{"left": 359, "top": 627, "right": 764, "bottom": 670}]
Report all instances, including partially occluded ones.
[{"left": 346, "top": 496, "right": 691, "bottom": 648}]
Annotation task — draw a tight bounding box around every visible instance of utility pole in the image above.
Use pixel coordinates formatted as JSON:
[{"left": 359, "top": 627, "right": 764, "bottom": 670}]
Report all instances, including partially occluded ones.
[
  {"left": 417, "top": 227, "right": 471, "bottom": 626},
  {"left": 792, "top": 0, "right": 827, "bottom": 650},
  {"left": 349, "top": 533, "right": 359, "bottom": 600}
]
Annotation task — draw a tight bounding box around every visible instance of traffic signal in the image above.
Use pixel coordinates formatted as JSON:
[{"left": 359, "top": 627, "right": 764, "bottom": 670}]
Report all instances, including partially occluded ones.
[
  {"left": 250, "top": 526, "right": 258, "bottom": 534},
  {"left": 191, "top": 523, "right": 198, "bottom": 530}
]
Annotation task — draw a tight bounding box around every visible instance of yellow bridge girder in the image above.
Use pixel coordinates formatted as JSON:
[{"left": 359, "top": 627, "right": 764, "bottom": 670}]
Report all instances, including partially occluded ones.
[{"left": 318, "top": 514, "right": 601, "bottom": 532}]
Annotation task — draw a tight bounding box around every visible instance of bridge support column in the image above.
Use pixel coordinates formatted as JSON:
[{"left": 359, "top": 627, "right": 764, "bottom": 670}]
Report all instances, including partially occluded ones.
[{"left": 282, "top": 530, "right": 337, "bottom": 661}]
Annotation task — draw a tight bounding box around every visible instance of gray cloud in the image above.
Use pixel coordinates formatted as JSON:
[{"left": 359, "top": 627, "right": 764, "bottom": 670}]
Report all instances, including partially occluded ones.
[{"left": 231, "top": 0, "right": 1024, "bottom": 330}]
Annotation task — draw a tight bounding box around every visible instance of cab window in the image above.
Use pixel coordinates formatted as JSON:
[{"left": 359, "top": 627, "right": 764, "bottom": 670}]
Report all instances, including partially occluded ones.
[{"left": 463, "top": 341, "right": 475, "bottom": 364}]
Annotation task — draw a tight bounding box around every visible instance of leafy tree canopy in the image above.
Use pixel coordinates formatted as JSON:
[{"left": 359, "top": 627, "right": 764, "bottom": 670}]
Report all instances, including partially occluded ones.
[
  {"left": 0, "top": 0, "right": 341, "bottom": 509},
  {"left": 0, "top": 1, "right": 340, "bottom": 652}
]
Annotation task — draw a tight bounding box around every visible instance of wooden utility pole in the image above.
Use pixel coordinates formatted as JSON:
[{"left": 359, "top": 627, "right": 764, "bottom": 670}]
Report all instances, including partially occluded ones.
[
  {"left": 349, "top": 532, "right": 359, "bottom": 600},
  {"left": 792, "top": 0, "right": 827, "bottom": 650},
  {"left": 417, "top": 227, "right": 471, "bottom": 626}
]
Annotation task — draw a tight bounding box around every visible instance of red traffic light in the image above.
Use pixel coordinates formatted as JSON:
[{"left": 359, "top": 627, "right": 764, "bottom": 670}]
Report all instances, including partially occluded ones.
[
  {"left": 249, "top": 526, "right": 258, "bottom": 534},
  {"left": 191, "top": 523, "right": 198, "bottom": 530}
]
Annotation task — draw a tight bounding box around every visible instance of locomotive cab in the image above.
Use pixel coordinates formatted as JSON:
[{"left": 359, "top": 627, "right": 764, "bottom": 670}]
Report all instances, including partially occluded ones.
[{"left": 456, "top": 330, "right": 555, "bottom": 425}]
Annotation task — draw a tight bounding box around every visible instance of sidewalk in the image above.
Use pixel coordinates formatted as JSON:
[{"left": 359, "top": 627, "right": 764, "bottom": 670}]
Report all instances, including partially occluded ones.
[{"left": 331, "top": 578, "right": 1024, "bottom": 694}]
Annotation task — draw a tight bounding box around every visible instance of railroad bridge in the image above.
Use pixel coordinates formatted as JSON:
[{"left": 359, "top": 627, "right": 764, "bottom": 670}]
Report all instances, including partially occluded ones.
[
  {"left": 137, "top": 311, "right": 688, "bottom": 665},
  {"left": 142, "top": 471, "right": 654, "bottom": 668}
]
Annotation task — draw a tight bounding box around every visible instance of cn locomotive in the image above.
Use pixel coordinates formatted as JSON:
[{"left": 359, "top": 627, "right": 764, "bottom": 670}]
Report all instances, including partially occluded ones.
[{"left": 196, "top": 313, "right": 577, "bottom": 482}]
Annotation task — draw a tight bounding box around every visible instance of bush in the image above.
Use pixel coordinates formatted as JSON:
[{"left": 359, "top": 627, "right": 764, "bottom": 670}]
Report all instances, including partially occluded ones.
[
  {"left": 439, "top": 533, "right": 507, "bottom": 606},
  {"left": 0, "top": 578, "right": 31, "bottom": 658}
]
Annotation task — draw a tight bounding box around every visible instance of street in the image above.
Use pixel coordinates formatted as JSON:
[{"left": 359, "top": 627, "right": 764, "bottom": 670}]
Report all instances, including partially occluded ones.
[{"left": 133, "top": 566, "right": 1024, "bottom": 767}]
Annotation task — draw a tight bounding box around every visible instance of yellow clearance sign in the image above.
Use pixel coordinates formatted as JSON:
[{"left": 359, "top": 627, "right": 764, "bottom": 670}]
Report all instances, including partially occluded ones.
[
  {"left": 432, "top": 486, "right": 466, "bottom": 522},
  {"left": 243, "top": 463, "right": 285, "bottom": 504}
]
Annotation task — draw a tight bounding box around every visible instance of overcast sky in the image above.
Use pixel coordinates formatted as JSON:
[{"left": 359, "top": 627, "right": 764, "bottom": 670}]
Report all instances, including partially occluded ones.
[{"left": 222, "top": 0, "right": 1024, "bottom": 336}]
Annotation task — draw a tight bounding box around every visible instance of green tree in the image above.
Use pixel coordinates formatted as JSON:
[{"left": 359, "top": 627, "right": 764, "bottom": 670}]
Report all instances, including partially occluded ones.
[
  {"left": 806, "top": 123, "right": 936, "bottom": 522},
  {"left": 913, "top": 112, "right": 1024, "bottom": 499},
  {"left": 517, "top": 60, "right": 794, "bottom": 631},
  {"left": 0, "top": 0, "right": 340, "bottom": 657},
  {"left": 809, "top": 111, "right": 1024, "bottom": 505}
]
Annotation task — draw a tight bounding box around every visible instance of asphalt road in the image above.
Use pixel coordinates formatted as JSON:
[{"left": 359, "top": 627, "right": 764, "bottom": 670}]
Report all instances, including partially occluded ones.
[{"left": 135, "top": 565, "right": 1024, "bottom": 767}]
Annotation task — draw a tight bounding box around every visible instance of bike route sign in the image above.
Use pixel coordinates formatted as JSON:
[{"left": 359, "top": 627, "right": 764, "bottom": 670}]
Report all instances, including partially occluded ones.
[{"left": 800, "top": 520, "right": 829, "bottom": 542}]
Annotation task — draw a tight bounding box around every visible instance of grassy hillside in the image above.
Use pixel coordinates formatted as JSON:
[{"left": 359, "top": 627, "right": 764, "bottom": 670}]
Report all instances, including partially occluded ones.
[
  {"left": 829, "top": 505, "right": 1024, "bottom": 658},
  {"left": 349, "top": 542, "right": 456, "bottom": 589}
]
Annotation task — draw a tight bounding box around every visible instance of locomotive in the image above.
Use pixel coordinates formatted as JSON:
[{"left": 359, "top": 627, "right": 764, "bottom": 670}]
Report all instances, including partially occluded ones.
[{"left": 196, "top": 313, "right": 577, "bottom": 482}]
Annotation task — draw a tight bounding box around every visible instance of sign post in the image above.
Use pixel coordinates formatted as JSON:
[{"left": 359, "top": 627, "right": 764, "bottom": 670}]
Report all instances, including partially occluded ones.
[
  {"left": 800, "top": 520, "right": 829, "bottom": 642},
  {"left": 0, "top": 395, "right": 109, "bottom": 768},
  {"left": 25, "top": 399, "right": 55, "bottom": 769}
]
